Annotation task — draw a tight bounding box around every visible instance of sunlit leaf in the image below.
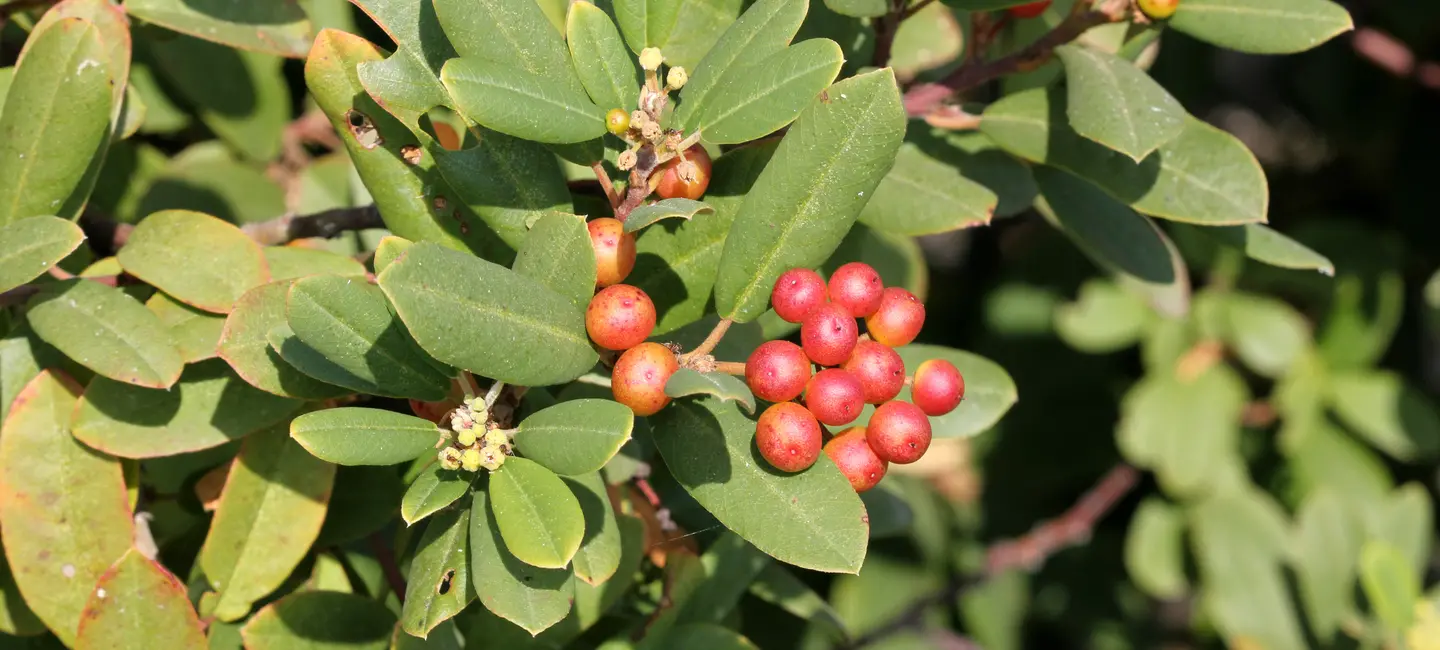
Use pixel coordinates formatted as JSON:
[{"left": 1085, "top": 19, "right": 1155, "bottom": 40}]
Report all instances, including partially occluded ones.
[
  {"left": 0, "top": 216, "right": 84, "bottom": 293},
  {"left": 1170, "top": 0, "right": 1353, "bottom": 55},
  {"left": 241, "top": 591, "right": 395, "bottom": 649},
  {"left": 28, "top": 279, "right": 184, "bottom": 389},
  {"left": 291, "top": 408, "right": 440, "bottom": 467},
  {"left": 118, "top": 210, "right": 268, "bottom": 313},
  {"left": 470, "top": 488, "right": 574, "bottom": 635},
  {"left": 74, "top": 550, "right": 206, "bottom": 650},
  {"left": 401, "top": 507, "right": 475, "bottom": 638},
  {"left": 123, "top": 0, "right": 312, "bottom": 58},
  {"left": 1055, "top": 44, "right": 1185, "bottom": 161},
  {"left": 490, "top": 457, "right": 585, "bottom": 569},
  {"left": 665, "top": 368, "right": 755, "bottom": 414}
]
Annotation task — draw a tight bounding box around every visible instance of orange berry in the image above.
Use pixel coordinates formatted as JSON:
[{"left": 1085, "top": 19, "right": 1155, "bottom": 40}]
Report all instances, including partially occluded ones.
[
  {"left": 611, "top": 342, "right": 678, "bottom": 416},
  {"left": 755, "top": 402, "right": 822, "bottom": 473},
  {"left": 586, "top": 285, "right": 656, "bottom": 351},
  {"left": 865, "top": 401, "right": 932, "bottom": 464},
  {"left": 824, "top": 427, "right": 887, "bottom": 492},
  {"left": 745, "top": 341, "right": 812, "bottom": 403},
  {"left": 654, "top": 145, "right": 712, "bottom": 200},
  {"left": 865, "top": 288, "right": 924, "bottom": 348},
  {"left": 912, "top": 359, "right": 964, "bottom": 416},
  {"left": 587, "top": 218, "right": 636, "bottom": 287}
]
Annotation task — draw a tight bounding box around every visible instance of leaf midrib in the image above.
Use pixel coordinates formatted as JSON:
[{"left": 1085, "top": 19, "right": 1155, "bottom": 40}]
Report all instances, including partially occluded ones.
[
  {"left": 4, "top": 25, "right": 97, "bottom": 222},
  {"left": 453, "top": 66, "right": 599, "bottom": 124},
  {"left": 291, "top": 287, "right": 441, "bottom": 389},
  {"left": 40, "top": 289, "right": 171, "bottom": 384},
  {"left": 698, "top": 52, "right": 840, "bottom": 134},
  {"left": 500, "top": 472, "right": 563, "bottom": 562},
  {"left": 388, "top": 279, "right": 588, "bottom": 350}
]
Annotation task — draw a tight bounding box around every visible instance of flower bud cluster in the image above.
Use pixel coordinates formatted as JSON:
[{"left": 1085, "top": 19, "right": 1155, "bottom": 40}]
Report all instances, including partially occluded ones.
[{"left": 436, "top": 397, "right": 512, "bottom": 473}]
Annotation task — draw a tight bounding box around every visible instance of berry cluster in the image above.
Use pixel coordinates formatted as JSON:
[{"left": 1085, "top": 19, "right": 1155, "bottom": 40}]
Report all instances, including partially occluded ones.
[{"left": 749, "top": 263, "right": 964, "bottom": 492}]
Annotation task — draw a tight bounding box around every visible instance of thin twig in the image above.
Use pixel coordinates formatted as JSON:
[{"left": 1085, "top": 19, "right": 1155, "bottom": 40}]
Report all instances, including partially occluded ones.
[
  {"left": 901, "top": 0, "right": 938, "bottom": 20},
  {"left": 871, "top": 0, "right": 905, "bottom": 69},
  {"left": 592, "top": 161, "right": 621, "bottom": 209},
  {"left": 678, "top": 318, "right": 733, "bottom": 364},
  {"left": 712, "top": 361, "right": 746, "bottom": 376},
  {"left": 369, "top": 534, "right": 407, "bottom": 602},
  {"left": 240, "top": 205, "right": 385, "bottom": 246}
]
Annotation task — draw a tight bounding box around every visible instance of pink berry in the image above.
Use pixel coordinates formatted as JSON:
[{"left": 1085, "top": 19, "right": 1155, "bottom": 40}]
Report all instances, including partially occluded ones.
[
  {"left": 827, "top": 262, "right": 883, "bottom": 318},
  {"left": 824, "top": 427, "right": 887, "bottom": 492},
  {"left": 801, "top": 303, "right": 858, "bottom": 366},
  {"left": 755, "top": 402, "right": 823, "bottom": 473},
  {"left": 804, "top": 368, "right": 865, "bottom": 426},
  {"left": 745, "top": 341, "right": 812, "bottom": 403},
  {"left": 912, "top": 359, "right": 964, "bottom": 416},
  {"left": 585, "top": 285, "right": 656, "bottom": 351},
  {"left": 771, "top": 268, "right": 828, "bottom": 323},
  {"left": 865, "top": 401, "right": 932, "bottom": 464},
  {"left": 842, "top": 340, "right": 906, "bottom": 404}
]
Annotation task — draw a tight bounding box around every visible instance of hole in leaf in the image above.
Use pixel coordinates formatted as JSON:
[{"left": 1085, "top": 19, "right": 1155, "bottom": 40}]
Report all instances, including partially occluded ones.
[
  {"left": 437, "top": 568, "right": 455, "bottom": 595},
  {"left": 343, "top": 110, "right": 382, "bottom": 150}
]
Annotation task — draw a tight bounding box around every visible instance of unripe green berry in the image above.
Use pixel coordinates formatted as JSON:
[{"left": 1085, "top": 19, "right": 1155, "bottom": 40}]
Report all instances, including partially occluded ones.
[
  {"left": 666, "top": 67, "right": 687, "bottom": 90},
  {"left": 639, "top": 47, "right": 664, "bottom": 71},
  {"left": 605, "top": 108, "right": 630, "bottom": 136}
]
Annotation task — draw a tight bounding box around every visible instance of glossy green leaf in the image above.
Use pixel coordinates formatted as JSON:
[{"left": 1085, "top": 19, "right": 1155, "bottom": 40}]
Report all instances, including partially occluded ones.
[
  {"left": 1202, "top": 224, "right": 1334, "bottom": 275},
  {"left": 266, "top": 323, "right": 393, "bottom": 396},
  {"left": 1124, "top": 498, "right": 1188, "bottom": 599},
  {"left": 1189, "top": 489, "right": 1305, "bottom": 650},
  {"left": 148, "top": 34, "right": 289, "bottom": 163},
  {"left": 714, "top": 69, "right": 905, "bottom": 322},
  {"left": 489, "top": 457, "right": 585, "bottom": 569},
  {"left": 442, "top": 58, "right": 608, "bottom": 145},
  {"left": 118, "top": 211, "right": 268, "bottom": 313},
  {"left": 823, "top": 0, "right": 885, "bottom": 18},
  {"left": 286, "top": 275, "right": 451, "bottom": 401},
  {"left": 434, "top": 0, "right": 583, "bottom": 94},
  {"left": 894, "top": 345, "right": 1017, "bottom": 439},
  {"left": 0, "top": 372, "right": 132, "bottom": 646},
  {"left": 1171, "top": 0, "right": 1353, "bottom": 55},
  {"left": 374, "top": 236, "right": 413, "bottom": 275},
  {"left": 1221, "top": 292, "right": 1311, "bottom": 378},
  {"left": 291, "top": 408, "right": 440, "bottom": 467},
  {"left": 241, "top": 591, "right": 395, "bottom": 650},
  {"left": 747, "top": 564, "right": 847, "bottom": 638},
  {"left": 564, "top": 471, "right": 621, "bottom": 585},
  {"left": 568, "top": 2, "right": 641, "bottom": 112},
  {"left": 262, "top": 246, "right": 367, "bottom": 281},
  {"left": 378, "top": 242, "right": 597, "bottom": 386},
  {"left": 1054, "top": 279, "right": 1149, "bottom": 353},
  {"left": 1055, "top": 45, "right": 1185, "bottom": 161},
  {"left": 430, "top": 128, "right": 572, "bottom": 260},
  {"left": 614, "top": 0, "right": 681, "bottom": 51},
  {"left": 857, "top": 143, "right": 998, "bottom": 236},
  {"left": 470, "top": 488, "right": 574, "bottom": 635},
  {"left": 0, "top": 216, "right": 84, "bottom": 292},
  {"left": 650, "top": 397, "right": 867, "bottom": 573},
  {"left": 316, "top": 465, "right": 405, "bottom": 546},
  {"left": 123, "top": 0, "right": 311, "bottom": 58},
  {"left": 72, "top": 358, "right": 302, "bottom": 458},
  {"left": 218, "top": 281, "right": 351, "bottom": 399},
  {"left": 0, "top": 17, "right": 112, "bottom": 226},
  {"left": 694, "top": 39, "right": 843, "bottom": 144},
  {"left": 146, "top": 292, "right": 225, "bottom": 363},
  {"left": 350, "top": 0, "right": 457, "bottom": 130},
  {"left": 513, "top": 213, "right": 596, "bottom": 312},
  {"left": 661, "top": 0, "right": 744, "bottom": 70},
  {"left": 665, "top": 369, "right": 755, "bottom": 414},
  {"left": 1118, "top": 363, "right": 1248, "bottom": 497},
  {"left": 673, "top": 0, "right": 807, "bottom": 131},
  {"left": 625, "top": 198, "right": 715, "bottom": 233},
  {"left": 513, "top": 399, "right": 634, "bottom": 476},
  {"left": 402, "top": 462, "right": 471, "bottom": 525},
  {"left": 1360, "top": 541, "right": 1419, "bottom": 633},
  {"left": 1293, "top": 489, "right": 1361, "bottom": 643},
  {"left": 1327, "top": 371, "right": 1440, "bottom": 461},
  {"left": 27, "top": 279, "right": 183, "bottom": 389},
  {"left": 402, "top": 507, "right": 476, "bottom": 638},
  {"left": 982, "top": 87, "right": 1268, "bottom": 225},
  {"left": 74, "top": 550, "right": 206, "bottom": 650}
]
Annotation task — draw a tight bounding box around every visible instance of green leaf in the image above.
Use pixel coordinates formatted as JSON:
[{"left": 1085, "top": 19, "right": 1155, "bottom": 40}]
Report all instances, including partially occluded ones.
[
  {"left": 349, "top": 0, "right": 457, "bottom": 130},
  {"left": 402, "top": 462, "right": 471, "bottom": 525},
  {"left": 822, "top": 224, "right": 928, "bottom": 300},
  {"left": 133, "top": 142, "right": 285, "bottom": 224},
  {"left": 148, "top": 34, "right": 290, "bottom": 163},
  {"left": 402, "top": 507, "right": 476, "bottom": 638},
  {"left": 665, "top": 369, "right": 755, "bottom": 414},
  {"left": 146, "top": 291, "right": 226, "bottom": 363},
  {"left": 74, "top": 550, "right": 205, "bottom": 650},
  {"left": 981, "top": 87, "right": 1268, "bottom": 225},
  {"left": 0, "top": 372, "right": 132, "bottom": 646},
  {"left": 430, "top": 128, "right": 572, "bottom": 260},
  {"left": 858, "top": 483, "right": 913, "bottom": 539},
  {"left": 0, "top": 555, "right": 44, "bottom": 637},
  {"left": 1171, "top": 0, "right": 1353, "bottom": 55},
  {"left": 1201, "top": 224, "right": 1334, "bottom": 275},
  {"left": 117, "top": 211, "right": 268, "bottom": 313},
  {"left": 123, "top": 0, "right": 312, "bottom": 58},
  {"left": 1124, "top": 498, "right": 1188, "bottom": 599},
  {"left": 470, "top": 488, "right": 574, "bottom": 635},
  {"left": 614, "top": 0, "right": 682, "bottom": 52},
  {"left": 823, "top": 0, "right": 885, "bottom": 18},
  {"left": 693, "top": 39, "right": 843, "bottom": 145},
  {"left": 568, "top": 2, "right": 642, "bottom": 112},
  {"left": 286, "top": 275, "right": 452, "bottom": 401},
  {"left": 857, "top": 143, "right": 998, "bottom": 236},
  {"left": 625, "top": 198, "right": 715, "bottom": 233},
  {"left": 291, "top": 408, "right": 441, "bottom": 467},
  {"left": 1292, "top": 489, "right": 1362, "bottom": 643},
  {"left": 649, "top": 623, "right": 758, "bottom": 649},
  {"left": 1327, "top": 371, "right": 1440, "bottom": 461},
  {"left": 747, "top": 564, "right": 848, "bottom": 639},
  {"left": 1365, "top": 484, "right": 1433, "bottom": 578},
  {"left": 1221, "top": 293, "right": 1311, "bottom": 379},
  {"left": 1054, "top": 45, "right": 1185, "bottom": 162},
  {"left": 888, "top": 1, "right": 962, "bottom": 79},
  {"left": 218, "top": 281, "right": 351, "bottom": 399},
  {"left": 266, "top": 323, "right": 395, "bottom": 397},
  {"left": 714, "top": 69, "right": 905, "bottom": 322},
  {"left": 513, "top": 213, "right": 596, "bottom": 312},
  {"left": 1054, "top": 279, "right": 1149, "bottom": 353},
  {"left": 489, "top": 457, "right": 586, "bottom": 569},
  {"left": 442, "top": 58, "right": 608, "bottom": 145},
  {"left": 1189, "top": 489, "right": 1306, "bottom": 650},
  {"left": 378, "top": 242, "right": 598, "bottom": 387},
  {"left": 262, "top": 246, "right": 367, "bottom": 281},
  {"left": 650, "top": 397, "right": 867, "bottom": 573},
  {"left": 673, "top": 0, "right": 807, "bottom": 132},
  {"left": 673, "top": 533, "right": 770, "bottom": 626},
  {"left": 1118, "top": 363, "right": 1248, "bottom": 497},
  {"left": 0, "top": 17, "right": 112, "bottom": 226},
  {"left": 564, "top": 471, "right": 621, "bottom": 585},
  {"left": 1360, "top": 541, "right": 1420, "bottom": 633},
  {"left": 434, "top": 0, "right": 584, "bottom": 94},
  {"left": 241, "top": 591, "right": 395, "bottom": 650},
  {"left": 892, "top": 345, "right": 1017, "bottom": 439},
  {"left": 0, "top": 216, "right": 84, "bottom": 292},
  {"left": 72, "top": 359, "right": 302, "bottom": 459},
  {"left": 513, "top": 399, "right": 634, "bottom": 476},
  {"left": 27, "top": 279, "right": 184, "bottom": 389},
  {"left": 374, "top": 236, "right": 413, "bottom": 275},
  {"left": 661, "top": 0, "right": 744, "bottom": 70},
  {"left": 316, "top": 465, "right": 405, "bottom": 546},
  {"left": 828, "top": 556, "right": 942, "bottom": 643}
]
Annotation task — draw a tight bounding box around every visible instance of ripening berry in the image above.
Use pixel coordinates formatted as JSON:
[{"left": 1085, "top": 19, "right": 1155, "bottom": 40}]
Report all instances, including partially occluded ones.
[
  {"left": 804, "top": 368, "right": 865, "bottom": 426},
  {"left": 912, "top": 359, "right": 964, "bottom": 416},
  {"left": 409, "top": 399, "right": 452, "bottom": 425},
  {"left": 842, "top": 340, "right": 906, "bottom": 404},
  {"left": 1006, "top": 1, "right": 1051, "bottom": 19},
  {"left": 801, "top": 303, "right": 859, "bottom": 366},
  {"left": 654, "top": 145, "right": 712, "bottom": 200},
  {"left": 824, "top": 427, "right": 887, "bottom": 492},
  {"left": 745, "top": 340, "right": 812, "bottom": 403},
  {"left": 865, "top": 288, "right": 925, "bottom": 348},
  {"left": 755, "top": 402, "right": 823, "bottom": 473},
  {"left": 771, "top": 268, "right": 828, "bottom": 323},
  {"left": 587, "top": 218, "right": 636, "bottom": 287},
  {"left": 612, "top": 342, "right": 679, "bottom": 416},
  {"left": 865, "top": 401, "right": 932, "bottom": 464},
  {"left": 1138, "top": 0, "right": 1179, "bottom": 20},
  {"left": 828, "top": 262, "right": 884, "bottom": 318},
  {"left": 586, "top": 285, "right": 656, "bottom": 351},
  {"left": 605, "top": 108, "right": 631, "bottom": 136}
]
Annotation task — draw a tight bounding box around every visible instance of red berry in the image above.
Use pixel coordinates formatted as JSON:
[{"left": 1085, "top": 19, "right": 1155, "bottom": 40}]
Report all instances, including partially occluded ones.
[
  {"left": 865, "top": 288, "right": 924, "bottom": 348},
  {"left": 755, "top": 402, "right": 823, "bottom": 473},
  {"left": 842, "top": 340, "right": 906, "bottom": 404},
  {"left": 912, "top": 359, "right": 964, "bottom": 416},
  {"left": 801, "top": 303, "right": 858, "bottom": 366},
  {"left": 654, "top": 145, "right": 713, "bottom": 200},
  {"left": 827, "top": 262, "right": 883, "bottom": 318},
  {"left": 1006, "top": 1, "right": 1051, "bottom": 19},
  {"left": 804, "top": 368, "right": 865, "bottom": 426},
  {"left": 771, "top": 268, "right": 828, "bottom": 323},
  {"left": 745, "top": 340, "right": 812, "bottom": 403},
  {"left": 824, "top": 427, "right": 887, "bottom": 492},
  {"left": 865, "top": 401, "right": 932, "bottom": 464},
  {"left": 587, "top": 217, "right": 636, "bottom": 287},
  {"left": 586, "top": 284, "right": 656, "bottom": 351},
  {"left": 611, "top": 342, "right": 678, "bottom": 416}
]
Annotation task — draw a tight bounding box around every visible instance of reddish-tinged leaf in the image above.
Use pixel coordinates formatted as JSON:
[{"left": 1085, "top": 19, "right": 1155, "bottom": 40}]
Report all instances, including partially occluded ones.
[{"left": 75, "top": 550, "right": 206, "bottom": 650}]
